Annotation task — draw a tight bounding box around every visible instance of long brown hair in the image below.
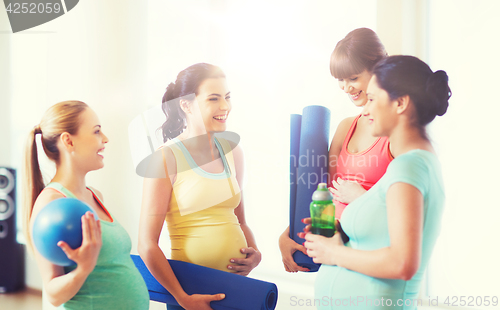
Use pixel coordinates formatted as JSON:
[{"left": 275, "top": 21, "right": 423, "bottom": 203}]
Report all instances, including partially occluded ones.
[{"left": 22, "top": 100, "right": 88, "bottom": 249}]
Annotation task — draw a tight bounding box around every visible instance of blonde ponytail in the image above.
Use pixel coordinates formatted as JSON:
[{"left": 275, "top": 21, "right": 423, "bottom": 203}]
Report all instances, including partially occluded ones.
[
  {"left": 22, "top": 126, "right": 45, "bottom": 250},
  {"left": 22, "top": 101, "right": 88, "bottom": 250}
]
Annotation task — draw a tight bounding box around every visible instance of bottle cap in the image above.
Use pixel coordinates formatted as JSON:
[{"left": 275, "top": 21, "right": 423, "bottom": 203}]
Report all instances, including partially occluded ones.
[{"left": 312, "top": 183, "right": 333, "bottom": 201}]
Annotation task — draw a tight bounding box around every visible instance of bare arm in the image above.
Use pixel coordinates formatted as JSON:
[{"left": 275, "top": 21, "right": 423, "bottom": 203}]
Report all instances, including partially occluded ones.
[
  {"left": 305, "top": 182, "right": 423, "bottom": 280},
  {"left": 138, "top": 147, "right": 223, "bottom": 309},
  {"left": 30, "top": 191, "right": 102, "bottom": 307}
]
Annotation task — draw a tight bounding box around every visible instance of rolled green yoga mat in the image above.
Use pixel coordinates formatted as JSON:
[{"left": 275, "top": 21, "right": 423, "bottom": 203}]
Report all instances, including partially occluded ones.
[
  {"left": 289, "top": 105, "right": 331, "bottom": 272},
  {"left": 131, "top": 255, "right": 278, "bottom": 310}
]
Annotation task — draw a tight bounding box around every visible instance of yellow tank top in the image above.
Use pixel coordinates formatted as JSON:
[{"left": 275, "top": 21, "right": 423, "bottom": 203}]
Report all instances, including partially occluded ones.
[{"left": 164, "top": 137, "right": 247, "bottom": 272}]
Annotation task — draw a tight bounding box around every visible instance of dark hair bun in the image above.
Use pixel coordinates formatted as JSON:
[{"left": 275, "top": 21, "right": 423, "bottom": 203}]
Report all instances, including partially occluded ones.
[
  {"left": 161, "top": 82, "right": 185, "bottom": 142},
  {"left": 164, "top": 82, "right": 177, "bottom": 102},
  {"left": 426, "top": 70, "right": 451, "bottom": 117},
  {"left": 159, "top": 63, "right": 226, "bottom": 142},
  {"left": 372, "top": 55, "right": 451, "bottom": 128}
]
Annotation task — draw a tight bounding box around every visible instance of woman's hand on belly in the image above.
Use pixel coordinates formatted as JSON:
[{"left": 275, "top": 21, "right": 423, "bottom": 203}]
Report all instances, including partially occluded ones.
[
  {"left": 227, "top": 247, "right": 261, "bottom": 276},
  {"left": 330, "top": 177, "right": 367, "bottom": 204}
]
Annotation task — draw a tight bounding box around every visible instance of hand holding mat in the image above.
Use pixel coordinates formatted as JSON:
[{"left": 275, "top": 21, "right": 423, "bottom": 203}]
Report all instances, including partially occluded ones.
[
  {"left": 289, "top": 106, "right": 331, "bottom": 272},
  {"left": 131, "top": 255, "right": 277, "bottom": 310}
]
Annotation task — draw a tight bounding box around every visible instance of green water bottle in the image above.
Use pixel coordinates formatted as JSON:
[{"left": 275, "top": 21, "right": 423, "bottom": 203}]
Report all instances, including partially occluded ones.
[{"left": 310, "top": 183, "right": 336, "bottom": 237}]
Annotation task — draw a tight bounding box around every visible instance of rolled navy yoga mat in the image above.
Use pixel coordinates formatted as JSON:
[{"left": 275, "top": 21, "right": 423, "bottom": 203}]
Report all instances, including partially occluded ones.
[
  {"left": 289, "top": 114, "right": 302, "bottom": 240},
  {"left": 131, "top": 255, "right": 278, "bottom": 310},
  {"left": 290, "top": 105, "right": 331, "bottom": 272}
]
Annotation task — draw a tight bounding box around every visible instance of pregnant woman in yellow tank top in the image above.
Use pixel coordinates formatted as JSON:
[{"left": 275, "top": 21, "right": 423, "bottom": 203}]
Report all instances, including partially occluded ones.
[{"left": 138, "top": 63, "right": 261, "bottom": 310}]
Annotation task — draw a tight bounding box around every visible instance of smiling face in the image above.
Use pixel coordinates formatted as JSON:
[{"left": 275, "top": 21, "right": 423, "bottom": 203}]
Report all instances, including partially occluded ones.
[
  {"left": 71, "top": 108, "right": 109, "bottom": 171},
  {"left": 363, "top": 76, "right": 399, "bottom": 137},
  {"left": 194, "top": 77, "right": 231, "bottom": 133},
  {"left": 337, "top": 70, "right": 372, "bottom": 107}
]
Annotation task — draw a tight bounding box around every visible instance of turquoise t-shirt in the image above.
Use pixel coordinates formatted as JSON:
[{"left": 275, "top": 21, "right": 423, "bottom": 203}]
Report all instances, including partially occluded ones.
[
  {"left": 315, "top": 150, "right": 445, "bottom": 310},
  {"left": 46, "top": 183, "right": 149, "bottom": 310}
]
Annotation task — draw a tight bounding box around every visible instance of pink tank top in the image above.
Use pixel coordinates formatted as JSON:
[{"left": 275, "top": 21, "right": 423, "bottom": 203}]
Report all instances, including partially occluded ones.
[{"left": 334, "top": 114, "right": 393, "bottom": 218}]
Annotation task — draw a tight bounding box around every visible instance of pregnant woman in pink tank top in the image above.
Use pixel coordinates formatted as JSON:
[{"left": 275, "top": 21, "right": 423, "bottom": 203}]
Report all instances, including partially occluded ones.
[
  {"left": 279, "top": 28, "right": 393, "bottom": 272},
  {"left": 333, "top": 114, "right": 393, "bottom": 217}
]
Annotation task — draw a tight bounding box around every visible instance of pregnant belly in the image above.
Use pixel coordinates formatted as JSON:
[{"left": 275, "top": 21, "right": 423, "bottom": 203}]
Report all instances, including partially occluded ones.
[
  {"left": 315, "top": 265, "right": 409, "bottom": 309},
  {"left": 170, "top": 224, "right": 247, "bottom": 272}
]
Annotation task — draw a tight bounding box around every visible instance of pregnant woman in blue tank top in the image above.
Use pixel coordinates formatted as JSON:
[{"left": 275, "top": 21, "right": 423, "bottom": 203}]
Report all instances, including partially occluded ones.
[{"left": 303, "top": 56, "right": 451, "bottom": 310}]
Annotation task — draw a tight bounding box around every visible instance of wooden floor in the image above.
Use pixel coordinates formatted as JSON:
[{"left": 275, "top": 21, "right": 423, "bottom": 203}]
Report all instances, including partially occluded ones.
[
  {"left": 0, "top": 287, "right": 309, "bottom": 310},
  {"left": 0, "top": 287, "right": 443, "bottom": 310},
  {"left": 0, "top": 288, "right": 171, "bottom": 310},
  {"left": 0, "top": 288, "right": 42, "bottom": 310},
  {"left": 0, "top": 288, "right": 317, "bottom": 310}
]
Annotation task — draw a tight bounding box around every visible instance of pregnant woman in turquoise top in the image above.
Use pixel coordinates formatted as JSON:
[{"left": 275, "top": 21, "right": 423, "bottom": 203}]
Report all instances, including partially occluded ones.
[
  {"left": 303, "top": 55, "right": 451, "bottom": 309},
  {"left": 23, "top": 101, "right": 149, "bottom": 309}
]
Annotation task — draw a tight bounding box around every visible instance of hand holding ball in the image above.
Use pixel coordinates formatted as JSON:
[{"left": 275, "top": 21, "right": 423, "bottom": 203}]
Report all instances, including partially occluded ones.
[{"left": 33, "top": 198, "right": 100, "bottom": 266}]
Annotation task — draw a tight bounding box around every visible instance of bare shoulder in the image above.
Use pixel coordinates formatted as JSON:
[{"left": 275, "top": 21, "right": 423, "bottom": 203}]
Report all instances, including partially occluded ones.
[
  {"left": 160, "top": 143, "right": 177, "bottom": 163},
  {"left": 163, "top": 145, "right": 177, "bottom": 176},
  {"left": 162, "top": 144, "right": 176, "bottom": 161},
  {"left": 336, "top": 116, "right": 356, "bottom": 136},
  {"left": 33, "top": 188, "right": 65, "bottom": 210},
  {"left": 331, "top": 116, "right": 356, "bottom": 150},
  {"left": 151, "top": 143, "right": 177, "bottom": 177},
  {"left": 30, "top": 189, "right": 65, "bottom": 225}
]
